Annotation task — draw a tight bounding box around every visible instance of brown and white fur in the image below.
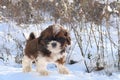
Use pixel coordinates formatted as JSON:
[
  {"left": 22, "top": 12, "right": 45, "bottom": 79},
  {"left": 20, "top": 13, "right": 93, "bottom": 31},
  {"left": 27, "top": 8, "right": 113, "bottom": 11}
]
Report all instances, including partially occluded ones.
[{"left": 22, "top": 24, "right": 71, "bottom": 76}]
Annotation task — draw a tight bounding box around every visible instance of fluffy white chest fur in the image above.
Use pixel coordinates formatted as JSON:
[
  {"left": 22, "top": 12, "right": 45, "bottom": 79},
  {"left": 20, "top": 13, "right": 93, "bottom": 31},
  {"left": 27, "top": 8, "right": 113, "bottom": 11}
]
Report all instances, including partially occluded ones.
[{"left": 37, "top": 51, "right": 67, "bottom": 63}]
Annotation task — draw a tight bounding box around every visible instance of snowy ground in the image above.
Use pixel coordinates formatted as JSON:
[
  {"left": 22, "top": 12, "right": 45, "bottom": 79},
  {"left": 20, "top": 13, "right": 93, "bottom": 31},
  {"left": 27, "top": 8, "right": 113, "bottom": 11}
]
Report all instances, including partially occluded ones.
[{"left": 0, "top": 63, "right": 120, "bottom": 80}]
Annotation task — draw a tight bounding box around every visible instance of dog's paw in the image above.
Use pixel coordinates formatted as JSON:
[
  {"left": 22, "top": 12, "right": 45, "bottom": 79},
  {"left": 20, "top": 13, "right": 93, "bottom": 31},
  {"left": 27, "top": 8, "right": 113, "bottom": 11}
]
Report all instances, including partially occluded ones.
[
  {"left": 40, "top": 70, "right": 49, "bottom": 76},
  {"left": 23, "top": 66, "right": 31, "bottom": 72},
  {"left": 59, "top": 67, "right": 69, "bottom": 74}
]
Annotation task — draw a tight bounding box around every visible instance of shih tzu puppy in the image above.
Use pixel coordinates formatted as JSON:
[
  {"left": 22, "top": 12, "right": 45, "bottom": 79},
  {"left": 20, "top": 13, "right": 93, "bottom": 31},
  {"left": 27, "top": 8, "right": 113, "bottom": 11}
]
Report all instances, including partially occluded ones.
[{"left": 22, "top": 24, "right": 71, "bottom": 76}]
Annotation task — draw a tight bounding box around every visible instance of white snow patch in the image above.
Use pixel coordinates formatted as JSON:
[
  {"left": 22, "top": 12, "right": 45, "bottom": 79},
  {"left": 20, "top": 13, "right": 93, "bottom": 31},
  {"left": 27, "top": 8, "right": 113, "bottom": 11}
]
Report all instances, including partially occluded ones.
[{"left": 0, "top": 64, "right": 120, "bottom": 80}]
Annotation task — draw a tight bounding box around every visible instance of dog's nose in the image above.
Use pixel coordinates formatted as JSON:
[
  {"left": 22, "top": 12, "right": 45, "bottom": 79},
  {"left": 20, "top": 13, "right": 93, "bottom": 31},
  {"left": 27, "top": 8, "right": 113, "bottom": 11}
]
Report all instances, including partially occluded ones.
[{"left": 51, "top": 42, "right": 57, "bottom": 47}]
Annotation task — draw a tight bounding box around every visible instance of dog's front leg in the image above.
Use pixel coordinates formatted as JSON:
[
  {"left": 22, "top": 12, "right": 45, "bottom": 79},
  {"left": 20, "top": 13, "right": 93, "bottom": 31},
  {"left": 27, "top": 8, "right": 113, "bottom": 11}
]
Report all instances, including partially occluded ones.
[
  {"left": 56, "top": 63, "right": 69, "bottom": 74},
  {"left": 56, "top": 56, "right": 69, "bottom": 74},
  {"left": 22, "top": 56, "right": 32, "bottom": 72},
  {"left": 36, "top": 58, "right": 49, "bottom": 76},
  {"left": 55, "top": 57, "right": 69, "bottom": 74}
]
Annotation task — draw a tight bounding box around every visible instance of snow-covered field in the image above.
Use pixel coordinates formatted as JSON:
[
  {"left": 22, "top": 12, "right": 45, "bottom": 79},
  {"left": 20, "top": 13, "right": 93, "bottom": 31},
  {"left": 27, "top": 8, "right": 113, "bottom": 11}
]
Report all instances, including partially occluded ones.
[
  {"left": 0, "top": 22, "right": 120, "bottom": 80},
  {"left": 0, "top": 63, "right": 120, "bottom": 80}
]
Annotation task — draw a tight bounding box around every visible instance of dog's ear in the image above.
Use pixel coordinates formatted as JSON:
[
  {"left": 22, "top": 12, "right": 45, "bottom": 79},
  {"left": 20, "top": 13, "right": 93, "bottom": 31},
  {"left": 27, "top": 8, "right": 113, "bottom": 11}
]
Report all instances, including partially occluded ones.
[{"left": 64, "top": 31, "right": 71, "bottom": 45}]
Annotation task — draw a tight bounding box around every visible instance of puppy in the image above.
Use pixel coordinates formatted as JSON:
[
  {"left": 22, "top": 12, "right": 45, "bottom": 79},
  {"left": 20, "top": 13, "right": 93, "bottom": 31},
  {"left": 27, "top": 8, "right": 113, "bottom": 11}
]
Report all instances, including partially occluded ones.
[{"left": 22, "top": 24, "right": 71, "bottom": 76}]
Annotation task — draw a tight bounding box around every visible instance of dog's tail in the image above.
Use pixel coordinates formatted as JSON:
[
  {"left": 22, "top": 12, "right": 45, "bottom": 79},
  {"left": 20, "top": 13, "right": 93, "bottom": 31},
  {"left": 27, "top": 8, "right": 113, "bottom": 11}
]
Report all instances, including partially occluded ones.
[{"left": 28, "top": 32, "right": 35, "bottom": 41}]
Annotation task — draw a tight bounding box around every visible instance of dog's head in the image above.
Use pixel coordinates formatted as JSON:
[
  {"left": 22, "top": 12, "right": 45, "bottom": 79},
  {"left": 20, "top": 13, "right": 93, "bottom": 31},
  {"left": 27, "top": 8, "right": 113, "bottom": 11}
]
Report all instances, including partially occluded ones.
[{"left": 38, "top": 24, "right": 71, "bottom": 54}]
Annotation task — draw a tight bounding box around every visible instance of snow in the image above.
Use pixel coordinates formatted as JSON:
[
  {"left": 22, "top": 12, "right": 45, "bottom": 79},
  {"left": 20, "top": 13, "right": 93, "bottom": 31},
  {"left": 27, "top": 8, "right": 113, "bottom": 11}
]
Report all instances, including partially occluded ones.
[{"left": 0, "top": 64, "right": 120, "bottom": 80}]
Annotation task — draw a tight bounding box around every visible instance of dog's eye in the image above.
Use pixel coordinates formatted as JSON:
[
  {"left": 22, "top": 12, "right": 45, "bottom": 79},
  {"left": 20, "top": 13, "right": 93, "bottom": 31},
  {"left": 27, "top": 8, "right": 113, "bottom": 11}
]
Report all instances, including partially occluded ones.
[
  {"left": 44, "top": 39, "right": 49, "bottom": 42},
  {"left": 44, "top": 39, "right": 50, "bottom": 42},
  {"left": 44, "top": 37, "right": 52, "bottom": 42},
  {"left": 57, "top": 37, "right": 66, "bottom": 42}
]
